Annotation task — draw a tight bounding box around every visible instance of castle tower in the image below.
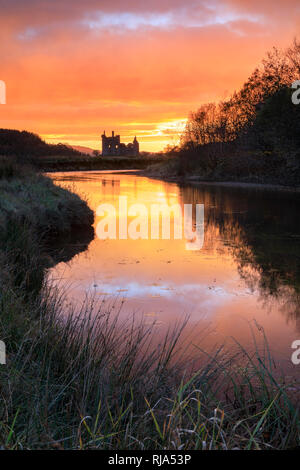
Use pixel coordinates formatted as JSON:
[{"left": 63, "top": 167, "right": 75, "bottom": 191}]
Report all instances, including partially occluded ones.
[
  {"left": 101, "top": 130, "right": 120, "bottom": 156},
  {"left": 101, "top": 130, "right": 108, "bottom": 156},
  {"left": 132, "top": 136, "right": 139, "bottom": 156}
]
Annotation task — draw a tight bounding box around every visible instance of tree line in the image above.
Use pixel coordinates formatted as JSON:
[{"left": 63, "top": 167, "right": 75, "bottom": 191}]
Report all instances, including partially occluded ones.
[{"left": 169, "top": 39, "right": 300, "bottom": 185}]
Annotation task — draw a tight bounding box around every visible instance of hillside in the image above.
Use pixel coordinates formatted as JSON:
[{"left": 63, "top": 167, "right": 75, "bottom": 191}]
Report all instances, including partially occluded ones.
[{"left": 0, "top": 129, "right": 84, "bottom": 159}]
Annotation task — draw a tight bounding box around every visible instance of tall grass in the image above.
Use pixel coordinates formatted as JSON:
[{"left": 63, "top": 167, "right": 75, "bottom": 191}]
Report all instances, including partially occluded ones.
[
  {"left": 0, "top": 158, "right": 298, "bottom": 450},
  {"left": 0, "top": 156, "right": 34, "bottom": 180},
  {"left": 0, "top": 156, "right": 94, "bottom": 235},
  {"left": 0, "top": 270, "right": 299, "bottom": 449}
]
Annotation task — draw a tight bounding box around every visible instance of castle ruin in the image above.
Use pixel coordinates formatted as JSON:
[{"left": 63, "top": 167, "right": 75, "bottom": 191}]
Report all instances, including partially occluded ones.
[{"left": 101, "top": 131, "right": 139, "bottom": 157}]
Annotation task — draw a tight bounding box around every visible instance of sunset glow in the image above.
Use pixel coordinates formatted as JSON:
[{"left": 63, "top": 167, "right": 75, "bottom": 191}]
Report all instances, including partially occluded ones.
[{"left": 0, "top": 0, "right": 299, "bottom": 151}]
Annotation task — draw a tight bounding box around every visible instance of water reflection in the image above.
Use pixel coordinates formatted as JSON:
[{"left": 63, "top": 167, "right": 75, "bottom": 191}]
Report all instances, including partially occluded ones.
[
  {"left": 177, "top": 184, "right": 300, "bottom": 329},
  {"left": 49, "top": 171, "right": 300, "bottom": 372}
]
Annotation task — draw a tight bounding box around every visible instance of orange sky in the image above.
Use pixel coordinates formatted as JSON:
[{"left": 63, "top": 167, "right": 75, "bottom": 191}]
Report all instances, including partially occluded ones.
[{"left": 0, "top": 0, "right": 299, "bottom": 152}]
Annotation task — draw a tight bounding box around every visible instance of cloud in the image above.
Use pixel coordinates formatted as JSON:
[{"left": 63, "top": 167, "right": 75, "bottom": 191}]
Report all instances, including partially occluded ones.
[{"left": 0, "top": 0, "right": 299, "bottom": 151}]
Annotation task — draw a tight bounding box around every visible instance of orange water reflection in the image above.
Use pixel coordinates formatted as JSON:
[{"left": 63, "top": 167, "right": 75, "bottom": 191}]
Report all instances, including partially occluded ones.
[{"left": 49, "top": 171, "right": 300, "bottom": 373}]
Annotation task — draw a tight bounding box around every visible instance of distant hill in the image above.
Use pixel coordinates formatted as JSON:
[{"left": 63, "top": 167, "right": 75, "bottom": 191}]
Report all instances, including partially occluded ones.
[
  {"left": 0, "top": 129, "right": 83, "bottom": 159},
  {"left": 69, "top": 145, "right": 97, "bottom": 156}
]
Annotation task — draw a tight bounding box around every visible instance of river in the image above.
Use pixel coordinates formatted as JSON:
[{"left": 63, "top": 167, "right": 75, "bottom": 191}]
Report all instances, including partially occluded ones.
[{"left": 49, "top": 170, "right": 300, "bottom": 376}]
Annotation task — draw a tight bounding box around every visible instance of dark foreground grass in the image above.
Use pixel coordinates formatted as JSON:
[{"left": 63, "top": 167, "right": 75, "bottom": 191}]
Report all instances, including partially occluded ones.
[
  {"left": 0, "top": 158, "right": 299, "bottom": 450},
  {"left": 0, "top": 226, "right": 299, "bottom": 450},
  {"left": 0, "top": 272, "right": 299, "bottom": 450}
]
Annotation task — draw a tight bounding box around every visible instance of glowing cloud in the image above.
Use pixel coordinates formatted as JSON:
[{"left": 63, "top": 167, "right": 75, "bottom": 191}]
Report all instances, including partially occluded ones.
[{"left": 0, "top": 0, "right": 299, "bottom": 151}]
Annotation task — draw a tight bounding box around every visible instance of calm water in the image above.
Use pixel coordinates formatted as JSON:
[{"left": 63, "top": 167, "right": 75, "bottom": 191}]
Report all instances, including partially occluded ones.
[{"left": 49, "top": 171, "right": 300, "bottom": 374}]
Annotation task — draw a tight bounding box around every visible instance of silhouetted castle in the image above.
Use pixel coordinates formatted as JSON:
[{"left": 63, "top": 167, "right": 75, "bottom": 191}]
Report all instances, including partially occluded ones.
[{"left": 101, "top": 131, "right": 139, "bottom": 157}]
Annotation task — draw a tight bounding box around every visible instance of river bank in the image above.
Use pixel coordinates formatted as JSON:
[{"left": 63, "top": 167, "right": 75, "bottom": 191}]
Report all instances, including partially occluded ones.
[
  {"left": 0, "top": 161, "right": 299, "bottom": 450},
  {"left": 0, "top": 157, "right": 94, "bottom": 298},
  {"left": 35, "top": 155, "right": 169, "bottom": 172},
  {"left": 0, "top": 160, "right": 94, "bottom": 233},
  {"left": 143, "top": 157, "right": 300, "bottom": 193},
  {"left": 144, "top": 173, "right": 300, "bottom": 193}
]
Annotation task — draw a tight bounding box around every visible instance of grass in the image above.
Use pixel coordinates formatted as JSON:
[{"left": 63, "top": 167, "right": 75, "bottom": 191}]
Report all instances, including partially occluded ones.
[
  {"left": 146, "top": 149, "right": 300, "bottom": 187},
  {"left": 0, "top": 275, "right": 299, "bottom": 450},
  {"left": 33, "top": 154, "right": 169, "bottom": 172},
  {"left": 0, "top": 156, "right": 299, "bottom": 450},
  {"left": 0, "top": 156, "right": 93, "bottom": 234}
]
